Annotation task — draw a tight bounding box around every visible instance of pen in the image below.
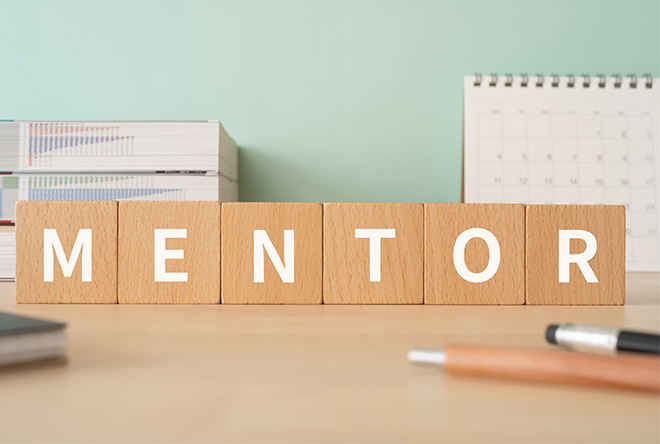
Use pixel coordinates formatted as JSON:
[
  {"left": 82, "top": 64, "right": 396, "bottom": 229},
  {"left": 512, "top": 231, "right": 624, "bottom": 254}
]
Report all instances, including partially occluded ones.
[
  {"left": 546, "top": 323, "right": 660, "bottom": 355},
  {"left": 408, "top": 344, "right": 660, "bottom": 393}
]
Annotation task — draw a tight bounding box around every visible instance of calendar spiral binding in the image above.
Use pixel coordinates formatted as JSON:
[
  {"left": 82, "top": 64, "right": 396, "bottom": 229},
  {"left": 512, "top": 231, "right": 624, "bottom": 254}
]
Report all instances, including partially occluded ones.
[{"left": 473, "top": 73, "right": 654, "bottom": 89}]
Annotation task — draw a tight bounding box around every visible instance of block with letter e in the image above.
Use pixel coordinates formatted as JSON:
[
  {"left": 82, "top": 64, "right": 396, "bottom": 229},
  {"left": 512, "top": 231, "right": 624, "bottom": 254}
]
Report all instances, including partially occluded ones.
[
  {"left": 323, "top": 203, "right": 423, "bottom": 304},
  {"left": 15, "top": 201, "right": 118, "bottom": 303},
  {"left": 118, "top": 201, "right": 220, "bottom": 304},
  {"left": 425, "top": 204, "right": 525, "bottom": 305},
  {"left": 526, "top": 205, "right": 625, "bottom": 305},
  {"left": 221, "top": 202, "right": 322, "bottom": 304}
]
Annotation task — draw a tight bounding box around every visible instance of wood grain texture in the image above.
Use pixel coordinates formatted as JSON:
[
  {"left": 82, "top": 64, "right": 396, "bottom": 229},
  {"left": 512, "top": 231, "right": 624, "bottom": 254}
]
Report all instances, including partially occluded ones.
[
  {"left": 118, "top": 201, "right": 220, "bottom": 304},
  {"left": 221, "top": 202, "right": 322, "bottom": 304},
  {"left": 425, "top": 204, "right": 525, "bottom": 305},
  {"left": 444, "top": 344, "right": 660, "bottom": 393},
  {"left": 15, "top": 201, "right": 118, "bottom": 303},
  {"left": 526, "top": 205, "right": 625, "bottom": 305},
  {"left": 323, "top": 203, "right": 423, "bottom": 304},
  {"left": 0, "top": 273, "right": 658, "bottom": 443}
]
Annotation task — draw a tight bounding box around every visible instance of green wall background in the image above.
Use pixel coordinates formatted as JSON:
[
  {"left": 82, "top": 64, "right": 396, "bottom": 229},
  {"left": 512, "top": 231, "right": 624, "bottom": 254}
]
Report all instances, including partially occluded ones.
[{"left": 0, "top": 0, "right": 658, "bottom": 202}]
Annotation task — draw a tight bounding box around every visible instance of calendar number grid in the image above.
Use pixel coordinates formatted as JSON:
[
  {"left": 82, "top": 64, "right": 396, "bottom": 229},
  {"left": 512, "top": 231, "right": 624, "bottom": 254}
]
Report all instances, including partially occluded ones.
[{"left": 476, "top": 111, "right": 658, "bottom": 264}]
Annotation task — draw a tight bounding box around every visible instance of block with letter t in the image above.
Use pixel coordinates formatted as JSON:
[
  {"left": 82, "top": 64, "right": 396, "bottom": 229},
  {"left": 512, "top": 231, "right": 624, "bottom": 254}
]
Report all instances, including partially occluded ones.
[
  {"left": 323, "top": 203, "right": 424, "bottom": 304},
  {"left": 221, "top": 202, "right": 322, "bottom": 304},
  {"left": 525, "top": 205, "right": 625, "bottom": 305},
  {"left": 15, "top": 201, "right": 118, "bottom": 303},
  {"left": 118, "top": 201, "right": 221, "bottom": 304}
]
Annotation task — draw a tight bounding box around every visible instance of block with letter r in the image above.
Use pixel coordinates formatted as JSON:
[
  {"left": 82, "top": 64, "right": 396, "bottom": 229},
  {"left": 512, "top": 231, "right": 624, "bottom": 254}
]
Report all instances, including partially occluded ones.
[
  {"left": 525, "top": 205, "right": 625, "bottom": 305},
  {"left": 15, "top": 201, "right": 118, "bottom": 303}
]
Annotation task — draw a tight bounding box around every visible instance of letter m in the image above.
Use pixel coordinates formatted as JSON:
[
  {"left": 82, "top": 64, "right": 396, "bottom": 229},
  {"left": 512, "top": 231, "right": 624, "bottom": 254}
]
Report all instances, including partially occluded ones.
[{"left": 44, "top": 229, "right": 92, "bottom": 282}]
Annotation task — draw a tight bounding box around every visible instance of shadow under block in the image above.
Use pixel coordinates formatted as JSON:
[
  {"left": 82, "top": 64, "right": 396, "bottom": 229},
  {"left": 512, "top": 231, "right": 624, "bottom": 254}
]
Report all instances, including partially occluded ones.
[
  {"left": 15, "top": 201, "right": 118, "bottom": 303},
  {"left": 425, "top": 204, "right": 525, "bottom": 305},
  {"left": 323, "top": 203, "right": 423, "bottom": 304},
  {"left": 221, "top": 202, "right": 322, "bottom": 304},
  {"left": 118, "top": 201, "right": 220, "bottom": 304},
  {"left": 525, "top": 205, "right": 625, "bottom": 305}
]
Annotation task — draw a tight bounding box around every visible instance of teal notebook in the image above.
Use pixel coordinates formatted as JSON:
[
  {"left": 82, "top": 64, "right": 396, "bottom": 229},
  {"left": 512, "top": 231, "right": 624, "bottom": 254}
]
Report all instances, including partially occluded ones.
[{"left": 0, "top": 311, "right": 66, "bottom": 367}]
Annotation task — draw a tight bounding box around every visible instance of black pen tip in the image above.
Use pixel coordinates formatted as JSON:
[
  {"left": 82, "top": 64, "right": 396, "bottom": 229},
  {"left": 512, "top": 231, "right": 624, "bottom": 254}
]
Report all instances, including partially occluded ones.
[{"left": 546, "top": 324, "right": 559, "bottom": 344}]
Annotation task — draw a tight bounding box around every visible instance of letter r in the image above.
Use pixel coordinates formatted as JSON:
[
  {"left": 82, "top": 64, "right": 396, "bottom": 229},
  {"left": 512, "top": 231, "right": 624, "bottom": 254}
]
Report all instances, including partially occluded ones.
[{"left": 558, "top": 230, "right": 599, "bottom": 283}]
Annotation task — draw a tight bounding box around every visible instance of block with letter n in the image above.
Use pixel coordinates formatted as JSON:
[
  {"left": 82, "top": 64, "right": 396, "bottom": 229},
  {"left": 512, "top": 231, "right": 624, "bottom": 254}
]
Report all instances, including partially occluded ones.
[
  {"left": 221, "top": 202, "right": 322, "bottom": 304},
  {"left": 15, "top": 201, "right": 118, "bottom": 303}
]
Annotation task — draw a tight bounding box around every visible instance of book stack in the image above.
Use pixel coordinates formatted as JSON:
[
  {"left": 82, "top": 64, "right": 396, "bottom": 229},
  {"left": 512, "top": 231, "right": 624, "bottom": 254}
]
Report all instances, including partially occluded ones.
[
  {"left": 0, "top": 230, "right": 13, "bottom": 281},
  {"left": 0, "top": 120, "right": 239, "bottom": 280}
]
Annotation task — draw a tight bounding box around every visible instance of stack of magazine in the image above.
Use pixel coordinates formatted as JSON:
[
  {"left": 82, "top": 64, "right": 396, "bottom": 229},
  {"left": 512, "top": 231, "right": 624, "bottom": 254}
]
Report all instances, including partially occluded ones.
[{"left": 0, "top": 120, "right": 239, "bottom": 280}]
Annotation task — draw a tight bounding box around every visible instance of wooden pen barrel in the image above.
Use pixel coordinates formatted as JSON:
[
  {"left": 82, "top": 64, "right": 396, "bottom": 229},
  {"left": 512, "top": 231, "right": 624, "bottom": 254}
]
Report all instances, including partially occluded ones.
[{"left": 444, "top": 344, "right": 660, "bottom": 393}]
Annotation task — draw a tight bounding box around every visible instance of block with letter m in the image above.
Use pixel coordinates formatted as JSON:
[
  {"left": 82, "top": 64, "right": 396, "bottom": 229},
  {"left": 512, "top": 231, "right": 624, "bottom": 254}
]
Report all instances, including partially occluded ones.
[{"left": 15, "top": 201, "right": 118, "bottom": 303}]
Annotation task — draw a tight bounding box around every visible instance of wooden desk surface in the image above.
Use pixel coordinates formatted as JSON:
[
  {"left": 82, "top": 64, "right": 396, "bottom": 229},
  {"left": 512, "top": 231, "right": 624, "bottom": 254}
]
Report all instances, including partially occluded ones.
[{"left": 0, "top": 274, "right": 658, "bottom": 443}]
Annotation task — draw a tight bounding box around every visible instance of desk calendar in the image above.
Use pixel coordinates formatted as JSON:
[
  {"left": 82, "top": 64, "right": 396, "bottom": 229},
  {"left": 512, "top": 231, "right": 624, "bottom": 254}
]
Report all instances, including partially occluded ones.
[{"left": 463, "top": 74, "right": 660, "bottom": 272}]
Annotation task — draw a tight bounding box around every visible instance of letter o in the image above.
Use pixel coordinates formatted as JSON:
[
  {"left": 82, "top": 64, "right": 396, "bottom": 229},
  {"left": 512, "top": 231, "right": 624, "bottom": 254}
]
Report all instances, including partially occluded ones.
[{"left": 453, "top": 228, "right": 501, "bottom": 283}]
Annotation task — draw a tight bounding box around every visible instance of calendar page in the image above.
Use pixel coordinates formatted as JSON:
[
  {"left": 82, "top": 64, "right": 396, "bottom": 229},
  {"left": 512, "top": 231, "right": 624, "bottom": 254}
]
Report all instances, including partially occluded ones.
[{"left": 463, "top": 75, "right": 660, "bottom": 272}]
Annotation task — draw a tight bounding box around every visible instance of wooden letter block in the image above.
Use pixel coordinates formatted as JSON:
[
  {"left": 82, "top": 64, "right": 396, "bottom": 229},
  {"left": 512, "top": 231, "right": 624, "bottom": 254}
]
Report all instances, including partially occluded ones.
[
  {"left": 118, "top": 201, "right": 220, "bottom": 304},
  {"left": 323, "top": 203, "right": 423, "bottom": 304},
  {"left": 425, "top": 204, "right": 525, "bottom": 305},
  {"left": 221, "top": 202, "right": 322, "bottom": 304},
  {"left": 526, "top": 205, "right": 625, "bottom": 305},
  {"left": 15, "top": 201, "right": 118, "bottom": 303}
]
